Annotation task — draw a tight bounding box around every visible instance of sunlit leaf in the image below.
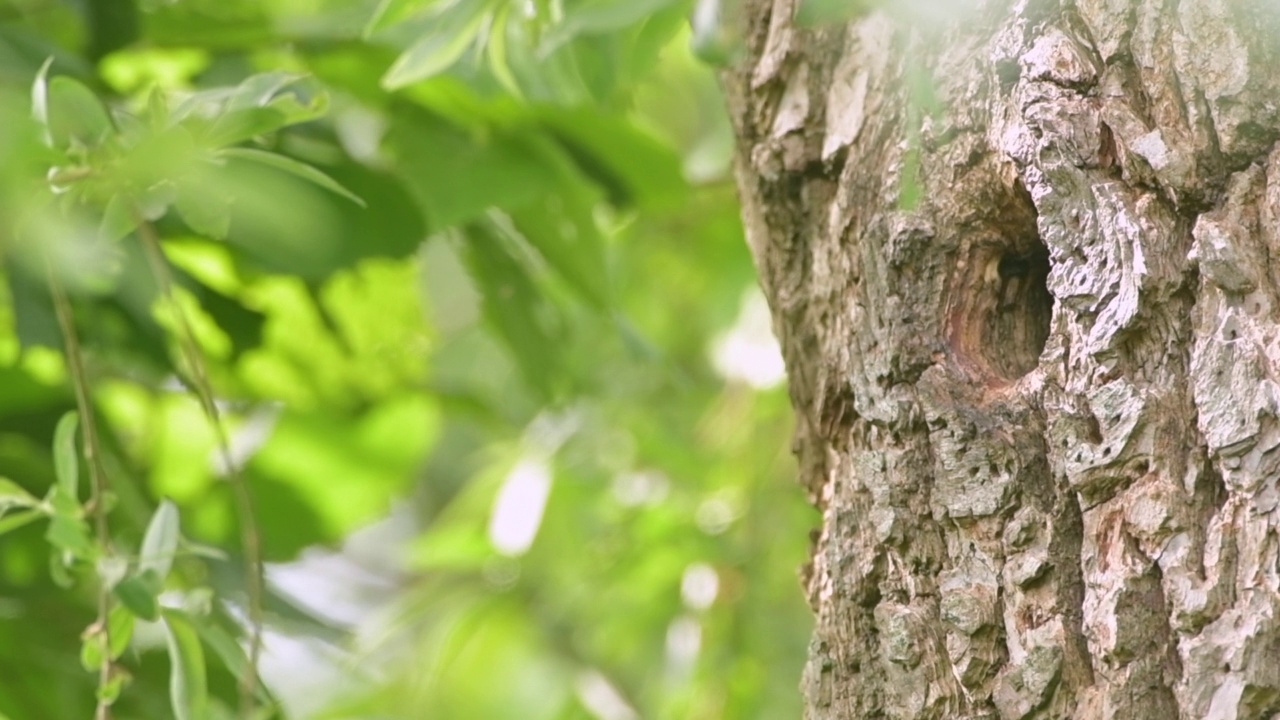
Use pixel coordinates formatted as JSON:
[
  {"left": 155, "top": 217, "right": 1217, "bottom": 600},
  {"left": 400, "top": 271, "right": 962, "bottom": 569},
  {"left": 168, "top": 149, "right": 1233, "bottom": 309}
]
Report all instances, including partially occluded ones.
[{"left": 162, "top": 609, "right": 209, "bottom": 720}]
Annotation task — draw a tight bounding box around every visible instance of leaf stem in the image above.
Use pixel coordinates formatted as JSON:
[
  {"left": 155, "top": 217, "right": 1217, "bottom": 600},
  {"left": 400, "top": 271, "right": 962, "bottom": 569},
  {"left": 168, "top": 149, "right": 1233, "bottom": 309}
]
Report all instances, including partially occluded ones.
[
  {"left": 135, "top": 218, "right": 266, "bottom": 718},
  {"left": 43, "top": 254, "right": 114, "bottom": 720}
]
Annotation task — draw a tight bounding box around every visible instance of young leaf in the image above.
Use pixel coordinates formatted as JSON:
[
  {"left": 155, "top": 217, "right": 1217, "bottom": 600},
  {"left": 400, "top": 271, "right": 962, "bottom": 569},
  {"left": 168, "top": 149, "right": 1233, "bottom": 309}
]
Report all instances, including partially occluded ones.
[
  {"left": 108, "top": 604, "right": 136, "bottom": 660},
  {"left": 80, "top": 625, "right": 105, "bottom": 672},
  {"left": 219, "top": 148, "right": 366, "bottom": 207},
  {"left": 53, "top": 411, "right": 80, "bottom": 500},
  {"left": 140, "top": 499, "right": 181, "bottom": 582},
  {"left": 162, "top": 609, "right": 209, "bottom": 720},
  {"left": 96, "top": 672, "right": 128, "bottom": 706}
]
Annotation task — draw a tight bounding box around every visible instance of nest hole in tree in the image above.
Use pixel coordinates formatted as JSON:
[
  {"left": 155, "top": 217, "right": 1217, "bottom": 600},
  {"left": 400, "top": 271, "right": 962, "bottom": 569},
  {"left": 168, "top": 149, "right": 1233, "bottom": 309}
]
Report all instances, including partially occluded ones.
[{"left": 947, "top": 185, "right": 1053, "bottom": 382}]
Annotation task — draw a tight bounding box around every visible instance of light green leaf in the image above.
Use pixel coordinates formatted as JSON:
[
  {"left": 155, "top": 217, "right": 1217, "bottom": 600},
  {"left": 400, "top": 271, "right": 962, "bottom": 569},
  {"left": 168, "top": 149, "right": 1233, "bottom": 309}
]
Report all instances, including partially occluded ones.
[
  {"left": 140, "top": 499, "right": 181, "bottom": 582},
  {"left": 96, "top": 673, "right": 127, "bottom": 706},
  {"left": 162, "top": 609, "right": 209, "bottom": 720},
  {"left": 174, "top": 179, "right": 233, "bottom": 240},
  {"left": 540, "top": 0, "right": 683, "bottom": 53},
  {"left": 0, "top": 509, "right": 43, "bottom": 537},
  {"left": 46, "top": 76, "right": 115, "bottom": 147},
  {"left": 0, "top": 477, "right": 39, "bottom": 513},
  {"left": 53, "top": 411, "right": 79, "bottom": 501},
  {"left": 80, "top": 625, "right": 105, "bottom": 672},
  {"left": 225, "top": 71, "right": 305, "bottom": 111},
  {"left": 46, "top": 515, "right": 94, "bottom": 559},
  {"left": 381, "top": 1, "right": 492, "bottom": 89},
  {"left": 108, "top": 603, "right": 136, "bottom": 660},
  {"left": 219, "top": 148, "right": 366, "bottom": 207},
  {"left": 365, "top": 0, "right": 447, "bottom": 36}
]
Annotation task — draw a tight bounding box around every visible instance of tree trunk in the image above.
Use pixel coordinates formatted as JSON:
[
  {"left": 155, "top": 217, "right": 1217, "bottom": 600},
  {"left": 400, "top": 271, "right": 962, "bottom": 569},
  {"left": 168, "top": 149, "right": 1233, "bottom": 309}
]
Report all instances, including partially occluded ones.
[{"left": 724, "top": 1, "right": 1280, "bottom": 718}]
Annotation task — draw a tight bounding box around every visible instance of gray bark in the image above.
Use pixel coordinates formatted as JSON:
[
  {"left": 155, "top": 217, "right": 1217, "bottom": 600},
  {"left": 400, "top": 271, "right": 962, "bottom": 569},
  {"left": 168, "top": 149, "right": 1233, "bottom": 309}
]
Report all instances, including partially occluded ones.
[{"left": 723, "top": 1, "right": 1280, "bottom": 718}]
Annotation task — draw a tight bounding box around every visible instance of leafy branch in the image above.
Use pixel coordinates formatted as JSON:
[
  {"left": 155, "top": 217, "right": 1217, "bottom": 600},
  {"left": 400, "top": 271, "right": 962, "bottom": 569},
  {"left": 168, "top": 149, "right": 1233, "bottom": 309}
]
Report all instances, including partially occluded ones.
[{"left": 43, "top": 254, "right": 116, "bottom": 720}]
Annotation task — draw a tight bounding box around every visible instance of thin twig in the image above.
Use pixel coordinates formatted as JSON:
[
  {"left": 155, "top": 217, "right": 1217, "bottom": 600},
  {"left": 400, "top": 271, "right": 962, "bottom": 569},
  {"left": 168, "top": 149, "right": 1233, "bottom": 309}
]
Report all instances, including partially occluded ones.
[
  {"left": 44, "top": 254, "right": 114, "bottom": 720},
  {"left": 135, "top": 218, "right": 265, "bottom": 718}
]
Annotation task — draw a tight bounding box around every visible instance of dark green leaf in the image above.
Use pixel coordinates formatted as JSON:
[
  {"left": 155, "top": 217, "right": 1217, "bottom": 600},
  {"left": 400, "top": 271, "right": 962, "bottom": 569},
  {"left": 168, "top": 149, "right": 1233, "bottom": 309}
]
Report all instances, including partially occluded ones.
[
  {"left": 387, "top": 108, "right": 555, "bottom": 230},
  {"left": 115, "top": 571, "right": 161, "bottom": 621},
  {"left": 461, "top": 220, "right": 565, "bottom": 399}
]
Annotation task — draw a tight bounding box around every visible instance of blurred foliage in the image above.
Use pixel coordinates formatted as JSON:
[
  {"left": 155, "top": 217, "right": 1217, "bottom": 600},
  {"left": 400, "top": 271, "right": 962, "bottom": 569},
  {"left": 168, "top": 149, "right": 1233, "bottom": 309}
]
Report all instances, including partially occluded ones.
[{"left": 0, "top": 0, "right": 813, "bottom": 718}]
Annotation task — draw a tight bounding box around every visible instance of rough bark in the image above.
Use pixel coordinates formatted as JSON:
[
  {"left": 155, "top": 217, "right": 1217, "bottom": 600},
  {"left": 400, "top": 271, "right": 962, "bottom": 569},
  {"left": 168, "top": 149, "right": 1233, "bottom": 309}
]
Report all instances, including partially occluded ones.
[{"left": 724, "top": 1, "right": 1280, "bottom": 718}]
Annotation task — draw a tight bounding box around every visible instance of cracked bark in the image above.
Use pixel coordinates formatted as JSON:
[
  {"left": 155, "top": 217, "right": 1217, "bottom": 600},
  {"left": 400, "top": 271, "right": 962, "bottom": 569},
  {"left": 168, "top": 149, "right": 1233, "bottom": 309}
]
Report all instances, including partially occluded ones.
[{"left": 723, "top": 1, "right": 1280, "bottom": 718}]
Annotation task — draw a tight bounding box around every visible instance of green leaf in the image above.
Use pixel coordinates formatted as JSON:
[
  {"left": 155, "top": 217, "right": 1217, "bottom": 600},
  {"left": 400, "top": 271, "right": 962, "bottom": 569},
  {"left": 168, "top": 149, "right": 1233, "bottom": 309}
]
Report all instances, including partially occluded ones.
[
  {"left": 541, "top": 0, "right": 683, "bottom": 53},
  {"left": 162, "top": 609, "right": 209, "bottom": 720},
  {"left": 386, "top": 108, "right": 556, "bottom": 230},
  {"left": 53, "top": 411, "right": 80, "bottom": 500},
  {"left": 45, "top": 75, "right": 115, "bottom": 147},
  {"left": 197, "top": 622, "right": 269, "bottom": 703},
  {"left": 96, "top": 673, "right": 127, "bottom": 706},
  {"left": 114, "top": 571, "right": 162, "bottom": 621},
  {"left": 381, "top": 1, "right": 493, "bottom": 89},
  {"left": 219, "top": 148, "right": 366, "bottom": 207},
  {"left": 462, "top": 220, "right": 566, "bottom": 398},
  {"left": 539, "top": 107, "right": 688, "bottom": 210},
  {"left": 366, "top": 0, "right": 448, "bottom": 36},
  {"left": 140, "top": 499, "right": 181, "bottom": 582},
  {"left": 0, "top": 477, "right": 39, "bottom": 513},
  {"left": 0, "top": 509, "right": 43, "bottom": 537},
  {"left": 175, "top": 179, "right": 233, "bottom": 239},
  {"left": 109, "top": 603, "right": 136, "bottom": 659},
  {"left": 508, "top": 197, "right": 610, "bottom": 309},
  {"left": 46, "top": 514, "right": 94, "bottom": 559},
  {"left": 80, "top": 625, "right": 105, "bottom": 672}
]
